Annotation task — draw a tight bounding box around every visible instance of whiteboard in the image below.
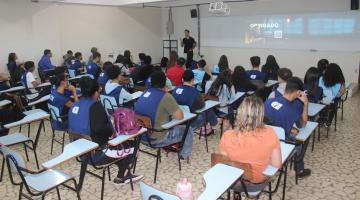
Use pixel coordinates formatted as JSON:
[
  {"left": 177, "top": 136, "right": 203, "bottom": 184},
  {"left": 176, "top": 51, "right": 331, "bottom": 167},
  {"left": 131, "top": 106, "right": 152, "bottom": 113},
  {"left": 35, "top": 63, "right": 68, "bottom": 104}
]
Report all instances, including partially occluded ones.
[{"left": 200, "top": 11, "right": 360, "bottom": 52}]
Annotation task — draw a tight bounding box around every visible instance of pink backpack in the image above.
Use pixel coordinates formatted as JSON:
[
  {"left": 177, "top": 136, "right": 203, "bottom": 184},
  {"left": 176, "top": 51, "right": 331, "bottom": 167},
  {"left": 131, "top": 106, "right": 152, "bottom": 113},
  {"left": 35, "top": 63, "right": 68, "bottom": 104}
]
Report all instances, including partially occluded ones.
[
  {"left": 113, "top": 107, "right": 141, "bottom": 136},
  {"left": 176, "top": 178, "right": 193, "bottom": 200}
]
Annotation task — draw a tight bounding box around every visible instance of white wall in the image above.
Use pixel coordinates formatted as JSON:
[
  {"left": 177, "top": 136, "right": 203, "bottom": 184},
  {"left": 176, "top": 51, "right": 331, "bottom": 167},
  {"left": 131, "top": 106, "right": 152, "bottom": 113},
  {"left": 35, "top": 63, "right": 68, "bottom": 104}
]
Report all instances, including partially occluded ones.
[
  {"left": 0, "top": 0, "right": 162, "bottom": 73},
  {"left": 162, "top": 0, "right": 360, "bottom": 83}
]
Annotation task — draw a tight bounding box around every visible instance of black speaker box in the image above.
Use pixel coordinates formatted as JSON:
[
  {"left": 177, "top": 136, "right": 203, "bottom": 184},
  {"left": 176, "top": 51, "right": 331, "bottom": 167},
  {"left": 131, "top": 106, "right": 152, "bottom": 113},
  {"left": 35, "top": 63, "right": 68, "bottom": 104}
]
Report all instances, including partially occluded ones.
[
  {"left": 190, "top": 9, "right": 198, "bottom": 18},
  {"left": 351, "top": 0, "right": 359, "bottom": 10}
]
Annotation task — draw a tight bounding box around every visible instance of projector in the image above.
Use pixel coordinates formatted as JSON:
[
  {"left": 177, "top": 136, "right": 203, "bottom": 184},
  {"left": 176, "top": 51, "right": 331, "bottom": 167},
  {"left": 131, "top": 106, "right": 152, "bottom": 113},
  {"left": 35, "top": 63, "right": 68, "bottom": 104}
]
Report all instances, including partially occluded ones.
[{"left": 209, "top": 2, "right": 230, "bottom": 16}]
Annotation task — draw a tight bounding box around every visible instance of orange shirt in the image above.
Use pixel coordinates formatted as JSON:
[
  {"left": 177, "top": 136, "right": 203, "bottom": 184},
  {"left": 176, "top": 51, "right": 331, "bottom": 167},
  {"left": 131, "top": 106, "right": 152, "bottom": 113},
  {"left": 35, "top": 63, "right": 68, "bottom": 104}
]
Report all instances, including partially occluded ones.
[{"left": 219, "top": 127, "right": 280, "bottom": 183}]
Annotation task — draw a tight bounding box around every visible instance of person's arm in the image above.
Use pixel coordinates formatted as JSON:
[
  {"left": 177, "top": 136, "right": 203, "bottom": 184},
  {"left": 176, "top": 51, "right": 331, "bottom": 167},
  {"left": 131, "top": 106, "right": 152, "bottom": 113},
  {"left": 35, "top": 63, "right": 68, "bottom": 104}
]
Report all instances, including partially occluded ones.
[
  {"left": 296, "top": 91, "right": 308, "bottom": 128},
  {"left": 90, "top": 102, "right": 114, "bottom": 138},
  {"left": 270, "top": 142, "right": 282, "bottom": 169},
  {"left": 172, "top": 108, "right": 184, "bottom": 120},
  {"left": 68, "top": 85, "right": 79, "bottom": 102},
  {"left": 192, "top": 38, "right": 197, "bottom": 50},
  {"left": 45, "top": 57, "right": 55, "bottom": 69},
  {"left": 180, "top": 37, "right": 184, "bottom": 47},
  {"left": 338, "top": 83, "right": 346, "bottom": 96},
  {"left": 163, "top": 94, "right": 184, "bottom": 120},
  {"left": 0, "top": 73, "right": 8, "bottom": 81}
]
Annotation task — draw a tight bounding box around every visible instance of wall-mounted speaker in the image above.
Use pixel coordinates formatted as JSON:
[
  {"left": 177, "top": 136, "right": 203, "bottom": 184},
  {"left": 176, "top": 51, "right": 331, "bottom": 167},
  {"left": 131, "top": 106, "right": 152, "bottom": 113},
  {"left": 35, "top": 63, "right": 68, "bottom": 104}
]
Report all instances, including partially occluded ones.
[
  {"left": 190, "top": 9, "right": 198, "bottom": 18},
  {"left": 351, "top": 0, "right": 359, "bottom": 10}
]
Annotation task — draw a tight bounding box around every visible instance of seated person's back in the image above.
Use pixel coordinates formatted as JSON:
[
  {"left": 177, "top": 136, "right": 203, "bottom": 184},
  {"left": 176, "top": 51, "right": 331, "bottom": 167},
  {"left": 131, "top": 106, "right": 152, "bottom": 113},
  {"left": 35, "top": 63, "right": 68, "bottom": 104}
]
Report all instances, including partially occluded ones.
[
  {"left": 268, "top": 68, "right": 293, "bottom": 99},
  {"left": 246, "top": 56, "right": 267, "bottom": 83},
  {"left": 192, "top": 59, "right": 211, "bottom": 92},
  {"left": 220, "top": 96, "right": 281, "bottom": 184},
  {"left": 86, "top": 52, "right": 102, "bottom": 80},
  {"left": 22, "top": 61, "right": 39, "bottom": 99},
  {"left": 167, "top": 57, "right": 186, "bottom": 86}
]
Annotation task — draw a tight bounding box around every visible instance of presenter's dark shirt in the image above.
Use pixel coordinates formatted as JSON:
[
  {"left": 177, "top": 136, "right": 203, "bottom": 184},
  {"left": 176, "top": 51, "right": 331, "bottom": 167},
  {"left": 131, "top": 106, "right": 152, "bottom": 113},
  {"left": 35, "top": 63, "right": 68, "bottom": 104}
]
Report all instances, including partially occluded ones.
[{"left": 183, "top": 37, "right": 196, "bottom": 53}]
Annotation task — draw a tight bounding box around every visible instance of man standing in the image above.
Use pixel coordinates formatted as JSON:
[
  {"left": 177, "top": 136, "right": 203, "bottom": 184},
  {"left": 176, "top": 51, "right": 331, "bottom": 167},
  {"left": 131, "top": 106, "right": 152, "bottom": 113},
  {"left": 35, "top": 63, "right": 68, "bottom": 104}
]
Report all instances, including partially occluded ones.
[{"left": 180, "top": 29, "right": 196, "bottom": 69}]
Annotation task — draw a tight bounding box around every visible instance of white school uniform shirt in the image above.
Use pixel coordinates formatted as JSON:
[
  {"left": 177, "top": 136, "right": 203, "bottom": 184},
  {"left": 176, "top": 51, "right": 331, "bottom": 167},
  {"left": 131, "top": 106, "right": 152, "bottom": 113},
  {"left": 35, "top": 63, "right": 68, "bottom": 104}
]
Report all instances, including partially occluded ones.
[
  {"left": 26, "top": 72, "right": 39, "bottom": 100},
  {"left": 206, "top": 82, "right": 235, "bottom": 114},
  {"left": 268, "top": 82, "right": 286, "bottom": 99},
  {"left": 105, "top": 81, "right": 133, "bottom": 105}
]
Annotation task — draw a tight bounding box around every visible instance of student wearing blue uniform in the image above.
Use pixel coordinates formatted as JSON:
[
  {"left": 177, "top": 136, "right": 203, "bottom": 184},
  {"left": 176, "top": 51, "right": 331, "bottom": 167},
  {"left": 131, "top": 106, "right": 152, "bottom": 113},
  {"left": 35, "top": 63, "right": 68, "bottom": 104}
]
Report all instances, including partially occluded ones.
[
  {"left": 268, "top": 68, "right": 293, "bottom": 99},
  {"left": 246, "top": 56, "right": 267, "bottom": 83},
  {"left": 192, "top": 59, "right": 211, "bottom": 92},
  {"left": 172, "top": 70, "right": 217, "bottom": 130},
  {"left": 104, "top": 64, "right": 133, "bottom": 106},
  {"left": 145, "top": 66, "right": 173, "bottom": 89},
  {"left": 86, "top": 52, "right": 102, "bottom": 80},
  {"left": 97, "top": 61, "right": 112, "bottom": 88},
  {"left": 264, "top": 77, "right": 311, "bottom": 178},
  {"left": 232, "top": 66, "right": 257, "bottom": 93},
  {"left": 304, "top": 67, "right": 323, "bottom": 103},
  {"left": 319, "top": 63, "right": 346, "bottom": 126},
  {"left": 38, "top": 49, "right": 55, "bottom": 72},
  {"left": 68, "top": 77, "right": 143, "bottom": 186},
  {"left": 69, "top": 52, "right": 84, "bottom": 72},
  {"left": 49, "top": 73, "right": 79, "bottom": 129},
  {"left": 135, "top": 71, "right": 194, "bottom": 159}
]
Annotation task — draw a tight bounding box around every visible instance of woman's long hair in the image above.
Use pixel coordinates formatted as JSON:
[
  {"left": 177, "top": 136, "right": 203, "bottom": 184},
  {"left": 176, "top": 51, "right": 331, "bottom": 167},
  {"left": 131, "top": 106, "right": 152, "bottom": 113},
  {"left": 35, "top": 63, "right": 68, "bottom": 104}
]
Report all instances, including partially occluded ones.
[
  {"left": 167, "top": 51, "right": 178, "bottom": 68},
  {"left": 236, "top": 96, "right": 265, "bottom": 132},
  {"left": 232, "top": 65, "right": 251, "bottom": 92},
  {"left": 304, "top": 67, "right": 320, "bottom": 98},
  {"left": 208, "top": 69, "right": 232, "bottom": 96},
  {"left": 218, "top": 55, "right": 229, "bottom": 73},
  {"left": 323, "top": 63, "right": 345, "bottom": 87}
]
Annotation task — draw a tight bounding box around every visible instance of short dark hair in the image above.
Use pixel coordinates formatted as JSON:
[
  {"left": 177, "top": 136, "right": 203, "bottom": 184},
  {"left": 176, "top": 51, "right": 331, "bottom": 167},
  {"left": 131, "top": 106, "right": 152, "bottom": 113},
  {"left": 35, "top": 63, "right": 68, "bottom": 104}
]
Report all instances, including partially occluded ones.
[
  {"left": 24, "top": 61, "right": 35, "bottom": 71},
  {"left": 138, "top": 53, "right": 146, "bottom": 60},
  {"left": 106, "top": 65, "right": 121, "bottom": 80},
  {"left": 317, "top": 59, "right": 329, "bottom": 74},
  {"left": 67, "top": 50, "right": 73, "bottom": 55},
  {"left": 182, "top": 70, "right": 194, "bottom": 82},
  {"left": 79, "top": 77, "right": 99, "bottom": 98},
  {"left": 93, "top": 52, "right": 101, "bottom": 60},
  {"left": 285, "top": 77, "right": 304, "bottom": 93},
  {"left": 74, "top": 52, "right": 82, "bottom": 58},
  {"left": 184, "top": 29, "right": 190, "bottom": 33},
  {"left": 177, "top": 57, "right": 186, "bottom": 66},
  {"left": 150, "top": 71, "right": 166, "bottom": 88},
  {"left": 44, "top": 49, "right": 51, "bottom": 55},
  {"left": 144, "top": 56, "right": 152, "bottom": 65},
  {"left": 102, "top": 61, "right": 113, "bottom": 73},
  {"left": 51, "top": 73, "right": 66, "bottom": 88},
  {"left": 198, "top": 59, "right": 206, "bottom": 68},
  {"left": 250, "top": 56, "right": 260, "bottom": 67},
  {"left": 278, "top": 68, "right": 293, "bottom": 81}
]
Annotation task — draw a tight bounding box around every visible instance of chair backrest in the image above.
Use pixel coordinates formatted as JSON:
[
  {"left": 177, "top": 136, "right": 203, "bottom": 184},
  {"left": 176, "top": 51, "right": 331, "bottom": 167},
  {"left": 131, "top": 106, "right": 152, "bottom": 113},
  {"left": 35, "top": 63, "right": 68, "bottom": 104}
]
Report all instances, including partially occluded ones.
[
  {"left": 48, "top": 103, "right": 62, "bottom": 122},
  {"left": 268, "top": 125, "right": 285, "bottom": 141},
  {"left": 211, "top": 153, "right": 253, "bottom": 181},
  {"left": 68, "top": 69, "right": 76, "bottom": 78},
  {"left": 100, "top": 95, "right": 118, "bottom": 113},
  {"left": 1, "top": 146, "right": 28, "bottom": 186},
  {"left": 140, "top": 181, "right": 181, "bottom": 200}
]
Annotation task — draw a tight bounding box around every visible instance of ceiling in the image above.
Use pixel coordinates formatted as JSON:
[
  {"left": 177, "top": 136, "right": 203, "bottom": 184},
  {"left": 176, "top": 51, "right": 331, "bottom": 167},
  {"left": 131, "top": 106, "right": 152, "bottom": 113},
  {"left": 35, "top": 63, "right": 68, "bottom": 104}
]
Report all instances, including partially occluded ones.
[{"left": 34, "top": 0, "right": 260, "bottom": 7}]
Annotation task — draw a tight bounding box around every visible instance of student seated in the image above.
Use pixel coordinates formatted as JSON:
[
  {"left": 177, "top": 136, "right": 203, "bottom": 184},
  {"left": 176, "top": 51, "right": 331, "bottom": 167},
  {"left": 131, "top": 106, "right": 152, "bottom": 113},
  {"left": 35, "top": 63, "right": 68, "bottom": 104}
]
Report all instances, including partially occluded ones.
[
  {"left": 138, "top": 56, "right": 154, "bottom": 85},
  {"left": 192, "top": 59, "right": 211, "bottom": 92},
  {"left": 172, "top": 70, "right": 217, "bottom": 129},
  {"left": 264, "top": 77, "right": 311, "bottom": 178},
  {"left": 304, "top": 67, "right": 323, "bottom": 103},
  {"left": 268, "top": 68, "right": 292, "bottom": 99},
  {"left": 318, "top": 63, "right": 346, "bottom": 126},
  {"left": 220, "top": 96, "right": 281, "bottom": 193},
  {"left": 167, "top": 57, "right": 186, "bottom": 86},
  {"left": 49, "top": 73, "right": 79, "bottom": 129},
  {"left": 38, "top": 49, "right": 55, "bottom": 72},
  {"left": 7, "top": 52, "right": 25, "bottom": 85},
  {"left": 145, "top": 66, "right": 173, "bottom": 89},
  {"left": 261, "top": 55, "right": 280, "bottom": 81},
  {"left": 104, "top": 64, "right": 133, "bottom": 107},
  {"left": 68, "top": 77, "right": 143, "bottom": 185},
  {"left": 317, "top": 59, "right": 329, "bottom": 77},
  {"left": 97, "top": 61, "right": 112, "bottom": 89},
  {"left": 69, "top": 52, "right": 84, "bottom": 73},
  {"left": 86, "top": 52, "right": 102, "bottom": 80},
  {"left": 63, "top": 50, "right": 74, "bottom": 67},
  {"left": 134, "top": 71, "right": 193, "bottom": 159},
  {"left": 137, "top": 53, "right": 146, "bottom": 67},
  {"left": 246, "top": 56, "right": 267, "bottom": 88},
  {"left": 232, "top": 66, "right": 257, "bottom": 93},
  {"left": 21, "top": 61, "right": 50, "bottom": 101}
]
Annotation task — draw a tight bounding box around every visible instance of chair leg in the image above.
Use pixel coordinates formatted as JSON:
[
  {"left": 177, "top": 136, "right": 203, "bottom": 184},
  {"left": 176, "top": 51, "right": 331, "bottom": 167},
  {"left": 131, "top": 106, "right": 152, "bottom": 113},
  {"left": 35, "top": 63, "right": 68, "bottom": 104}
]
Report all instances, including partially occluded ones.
[
  {"left": 56, "top": 187, "right": 61, "bottom": 200},
  {"left": 61, "top": 131, "right": 66, "bottom": 152},
  {"left": 282, "top": 164, "right": 288, "bottom": 200},
  {"left": 268, "top": 182, "right": 272, "bottom": 200},
  {"left": 23, "top": 143, "right": 29, "bottom": 161},
  {"left": 41, "top": 193, "right": 46, "bottom": 200},
  {"left": 31, "top": 141, "right": 40, "bottom": 169},
  {"left": 128, "top": 169, "right": 134, "bottom": 191},
  {"left": 18, "top": 183, "right": 23, "bottom": 200},
  {"left": 341, "top": 100, "right": 344, "bottom": 120},
  {"left": 72, "top": 178, "right": 81, "bottom": 200},
  {"left": 27, "top": 123, "right": 30, "bottom": 137},
  {"left": 50, "top": 130, "right": 55, "bottom": 155},
  {"left": 177, "top": 153, "right": 182, "bottom": 171},
  {"left": 204, "top": 124, "right": 209, "bottom": 153},
  {"left": 101, "top": 170, "right": 106, "bottom": 200},
  {"left": 154, "top": 149, "right": 160, "bottom": 183},
  {"left": 19, "top": 125, "right": 22, "bottom": 133},
  {"left": 317, "top": 125, "right": 321, "bottom": 142},
  {"left": 107, "top": 167, "right": 111, "bottom": 181},
  {"left": 132, "top": 156, "right": 138, "bottom": 174},
  {"left": 0, "top": 158, "right": 4, "bottom": 182}
]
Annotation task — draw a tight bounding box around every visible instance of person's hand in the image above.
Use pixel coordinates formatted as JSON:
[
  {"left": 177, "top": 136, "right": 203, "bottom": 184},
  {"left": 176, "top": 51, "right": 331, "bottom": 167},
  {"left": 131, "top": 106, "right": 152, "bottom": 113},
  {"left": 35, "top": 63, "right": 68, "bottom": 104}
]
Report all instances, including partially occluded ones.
[
  {"left": 68, "top": 85, "right": 77, "bottom": 93},
  {"left": 298, "top": 91, "right": 308, "bottom": 104},
  {"left": 290, "top": 127, "right": 300, "bottom": 135}
]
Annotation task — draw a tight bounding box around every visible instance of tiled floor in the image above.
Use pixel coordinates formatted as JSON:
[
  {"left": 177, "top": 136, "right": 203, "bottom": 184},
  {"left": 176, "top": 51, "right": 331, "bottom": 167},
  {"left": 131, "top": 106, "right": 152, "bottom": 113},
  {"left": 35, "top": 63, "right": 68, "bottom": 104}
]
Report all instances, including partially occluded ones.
[{"left": 1, "top": 93, "right": 360, "bottom": 200}]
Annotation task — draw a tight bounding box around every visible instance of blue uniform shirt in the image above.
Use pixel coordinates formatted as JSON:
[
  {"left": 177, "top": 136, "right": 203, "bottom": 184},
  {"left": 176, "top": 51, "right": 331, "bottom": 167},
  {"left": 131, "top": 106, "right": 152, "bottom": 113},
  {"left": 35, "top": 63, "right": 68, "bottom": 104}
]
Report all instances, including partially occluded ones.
[
  {"left": 264, "top": 96, "right": 304, "bottom": 138},
  {"left": 86, "top": 63, "right": 100, "bottom": 79},
  {"left": 134, "top": 88, "right": 166, "bottom": 127},
  {"left": 172, "top": 85, "right": 200, "bottom": 112},
  {"left": 97, "top": 72, "right": 109, "bottom": 86},
  {"left": 38, "top": 55, "right": 55, "bottom": 71},
  {"left": 246, "top": 70, "right": 266, "bottom": 81},
  {"left": 69, "top": 59, "right": 83, "bottom": 71},
  {"left": 49, "top": 89, "right": 71, "bottom": 130},
  {"left": 68, "top": 98, "right": 97, "bottom": 136}
]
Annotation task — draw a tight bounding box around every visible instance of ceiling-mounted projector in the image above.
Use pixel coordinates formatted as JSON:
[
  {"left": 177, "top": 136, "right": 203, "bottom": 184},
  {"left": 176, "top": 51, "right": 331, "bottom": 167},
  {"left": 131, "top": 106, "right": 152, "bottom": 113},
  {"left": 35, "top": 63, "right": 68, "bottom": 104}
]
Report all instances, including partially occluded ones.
[{"left": 209, "top": 2, "right": 230, "bottom": 16}]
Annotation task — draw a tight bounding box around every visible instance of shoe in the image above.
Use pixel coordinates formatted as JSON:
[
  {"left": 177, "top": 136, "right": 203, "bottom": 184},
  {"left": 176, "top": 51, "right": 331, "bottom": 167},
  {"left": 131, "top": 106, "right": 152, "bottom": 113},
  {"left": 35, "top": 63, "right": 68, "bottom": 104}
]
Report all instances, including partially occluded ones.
[
  {"left": 297, "top": 169, "right": 311, "bottom": 179},
  {"left": 113, "top": 174, "right": 144, "bottom": 186}
]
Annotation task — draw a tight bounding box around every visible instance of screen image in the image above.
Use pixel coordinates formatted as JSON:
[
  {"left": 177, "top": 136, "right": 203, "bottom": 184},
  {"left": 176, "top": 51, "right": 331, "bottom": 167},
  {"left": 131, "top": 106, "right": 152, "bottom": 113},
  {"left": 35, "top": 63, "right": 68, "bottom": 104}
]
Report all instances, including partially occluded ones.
[{"left": 201, "top": 11, "right": 360, "bottom": 52}]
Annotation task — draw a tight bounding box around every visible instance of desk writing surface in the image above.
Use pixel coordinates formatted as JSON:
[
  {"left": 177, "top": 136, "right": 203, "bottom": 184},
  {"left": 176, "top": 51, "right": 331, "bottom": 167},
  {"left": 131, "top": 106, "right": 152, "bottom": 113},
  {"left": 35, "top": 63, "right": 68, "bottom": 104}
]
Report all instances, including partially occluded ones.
[
  {"left": 196, "top": 100, "right": 220, "bottom": 113},
  {"left": 295, "top": 121, "right": 318, "bottom": 142},
  {"left": 161, "top": 112, "right": 196, "bottom": 129},
  {"left": 108, "top": 128, "right": 147, "bottom": 146},
  {"left": 4, "top": 111, "right": 50, "bottom": 129},
  {"left": 0, "top": 100, "right": 12, "bottom": 107},
  {"left": 308, "top": 103, "right": 326, "bottom": 117}
]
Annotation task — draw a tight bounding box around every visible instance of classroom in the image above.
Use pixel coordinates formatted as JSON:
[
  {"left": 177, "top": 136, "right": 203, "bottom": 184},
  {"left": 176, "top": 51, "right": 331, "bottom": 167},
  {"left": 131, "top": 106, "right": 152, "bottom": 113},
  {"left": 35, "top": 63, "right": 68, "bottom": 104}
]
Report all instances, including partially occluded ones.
[{"left": 0, "top": 0, "right": 359, "bottom": 199}]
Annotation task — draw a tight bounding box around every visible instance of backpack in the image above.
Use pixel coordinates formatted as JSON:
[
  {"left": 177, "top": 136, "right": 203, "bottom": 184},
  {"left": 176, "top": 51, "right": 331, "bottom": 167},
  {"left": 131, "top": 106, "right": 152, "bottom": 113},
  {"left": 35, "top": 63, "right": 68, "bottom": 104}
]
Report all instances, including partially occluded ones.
[{"left": 113, "top": 107, "right": 141, "bottom": 136}]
